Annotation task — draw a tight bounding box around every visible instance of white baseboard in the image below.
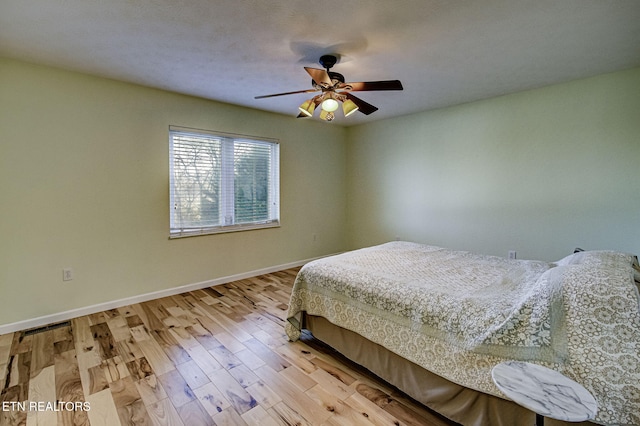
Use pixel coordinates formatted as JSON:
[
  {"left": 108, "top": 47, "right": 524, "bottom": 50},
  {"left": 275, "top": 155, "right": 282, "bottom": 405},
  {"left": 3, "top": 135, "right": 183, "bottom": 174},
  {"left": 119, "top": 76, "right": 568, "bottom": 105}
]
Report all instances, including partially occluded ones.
[{"left": 0, "top": 255, "right": 328, "bottom": 335}]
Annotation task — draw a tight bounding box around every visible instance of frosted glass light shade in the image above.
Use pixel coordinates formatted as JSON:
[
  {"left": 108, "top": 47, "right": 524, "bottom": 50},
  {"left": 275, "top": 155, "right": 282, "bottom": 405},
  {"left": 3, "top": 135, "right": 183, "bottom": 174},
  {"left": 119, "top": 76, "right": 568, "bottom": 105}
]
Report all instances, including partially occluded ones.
[{"left": 321, "top": 98, "right": 339, "bottom": 112}]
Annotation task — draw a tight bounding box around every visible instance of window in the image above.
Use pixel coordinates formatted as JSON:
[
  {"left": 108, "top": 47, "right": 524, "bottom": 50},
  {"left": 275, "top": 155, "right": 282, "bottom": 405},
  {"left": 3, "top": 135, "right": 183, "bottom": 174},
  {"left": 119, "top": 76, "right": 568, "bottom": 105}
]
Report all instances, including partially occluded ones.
[{"left": 169, "top": 126, "right": 279, "bottom": 238}]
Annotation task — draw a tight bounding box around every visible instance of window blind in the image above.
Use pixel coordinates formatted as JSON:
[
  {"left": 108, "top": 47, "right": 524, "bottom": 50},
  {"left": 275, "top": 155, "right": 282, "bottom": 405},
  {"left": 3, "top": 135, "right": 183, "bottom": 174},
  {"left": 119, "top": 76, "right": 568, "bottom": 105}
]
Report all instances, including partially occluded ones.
[{"left": 169, "top": 127, "right": 279, "bottom": 238}]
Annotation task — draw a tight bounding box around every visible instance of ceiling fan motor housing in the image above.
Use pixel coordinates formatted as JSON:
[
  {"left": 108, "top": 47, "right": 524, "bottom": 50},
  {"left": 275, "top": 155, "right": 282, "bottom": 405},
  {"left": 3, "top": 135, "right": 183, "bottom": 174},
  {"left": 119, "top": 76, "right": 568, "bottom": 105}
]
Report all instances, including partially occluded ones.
[
  {"left": 329, "top": 72, "right": 345, "bottom": 83},
  {"left": 311, "top": 72, "right": 344, "bottom": 88}
]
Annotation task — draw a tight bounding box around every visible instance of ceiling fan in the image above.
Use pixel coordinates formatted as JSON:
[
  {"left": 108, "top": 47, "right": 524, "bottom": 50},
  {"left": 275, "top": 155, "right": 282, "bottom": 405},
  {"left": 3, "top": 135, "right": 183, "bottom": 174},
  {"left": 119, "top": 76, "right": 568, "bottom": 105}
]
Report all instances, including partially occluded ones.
[{"left": 255, "top": 55, "right": 403, "bottom": 121}]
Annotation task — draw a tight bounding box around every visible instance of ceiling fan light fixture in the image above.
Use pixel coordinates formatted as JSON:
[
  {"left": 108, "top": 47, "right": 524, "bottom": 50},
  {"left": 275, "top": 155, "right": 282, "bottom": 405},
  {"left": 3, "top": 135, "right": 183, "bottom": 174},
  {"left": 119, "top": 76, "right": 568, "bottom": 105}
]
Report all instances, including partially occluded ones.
[
  {"left": 321, "top": 97, "right": 339, "bottom": 112},
  {"left": 298, "top": 99, "right": 315, "bottom": 117},
  {"left": 342, "top": 99, "right": 359, "bottom": 117}
]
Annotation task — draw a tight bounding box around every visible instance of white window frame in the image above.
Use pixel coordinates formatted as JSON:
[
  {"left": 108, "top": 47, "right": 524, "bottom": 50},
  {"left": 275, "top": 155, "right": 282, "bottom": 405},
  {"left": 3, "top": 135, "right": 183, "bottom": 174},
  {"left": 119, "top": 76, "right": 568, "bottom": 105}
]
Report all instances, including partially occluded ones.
[{"left": 169, "top": 126, "right": 280, "bottom": 238}]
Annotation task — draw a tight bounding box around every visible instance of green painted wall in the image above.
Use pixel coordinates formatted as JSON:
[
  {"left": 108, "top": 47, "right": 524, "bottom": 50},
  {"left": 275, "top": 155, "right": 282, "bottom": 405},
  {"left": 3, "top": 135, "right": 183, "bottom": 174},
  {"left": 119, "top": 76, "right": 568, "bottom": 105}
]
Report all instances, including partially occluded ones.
[
  {"left": 0, "top": 58, "right": 347, "bottom": 326},
  {"left": 346, "top": 67, "right": 640, "bottom": 261}
]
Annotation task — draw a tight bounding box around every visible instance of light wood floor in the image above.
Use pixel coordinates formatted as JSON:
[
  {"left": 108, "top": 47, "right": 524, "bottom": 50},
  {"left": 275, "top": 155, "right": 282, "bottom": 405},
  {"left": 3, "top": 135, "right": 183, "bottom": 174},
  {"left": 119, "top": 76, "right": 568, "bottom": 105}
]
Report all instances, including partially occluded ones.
[{"left": 0, "top": 268, "right": 457, "bottom": 426}]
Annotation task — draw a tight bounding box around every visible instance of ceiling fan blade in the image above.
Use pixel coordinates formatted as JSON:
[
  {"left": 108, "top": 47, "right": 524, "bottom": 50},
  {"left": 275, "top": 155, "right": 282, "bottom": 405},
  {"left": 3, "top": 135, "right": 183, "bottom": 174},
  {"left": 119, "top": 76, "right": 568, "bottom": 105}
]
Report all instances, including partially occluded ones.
[
  {"left": 340, "top": 80, "right": 403, "bottom": 92},
  {"left": 345, "top": 93, "right": 378, "bottom": 115},
  {"left": 304, "top": 67, "right": 333, "bottom": 87},
  {"left": 255, "top": 88, "right": 319, "bottom": 99}
]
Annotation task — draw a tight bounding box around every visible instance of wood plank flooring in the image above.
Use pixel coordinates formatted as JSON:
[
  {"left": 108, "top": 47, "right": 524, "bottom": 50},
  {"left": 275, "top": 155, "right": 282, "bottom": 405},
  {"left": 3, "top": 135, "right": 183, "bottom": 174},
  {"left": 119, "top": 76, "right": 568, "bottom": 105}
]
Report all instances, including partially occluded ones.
[{"left": 0, "top": 268, "right": 457, "bottom": 426}]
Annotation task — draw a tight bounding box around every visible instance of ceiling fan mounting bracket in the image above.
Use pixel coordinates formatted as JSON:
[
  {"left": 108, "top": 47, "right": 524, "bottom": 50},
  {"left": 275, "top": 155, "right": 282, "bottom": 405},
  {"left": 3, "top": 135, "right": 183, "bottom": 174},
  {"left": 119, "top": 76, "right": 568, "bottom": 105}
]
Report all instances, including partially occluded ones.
[{"left": 319, "top": 54, "right": 338, "bottom": 70}]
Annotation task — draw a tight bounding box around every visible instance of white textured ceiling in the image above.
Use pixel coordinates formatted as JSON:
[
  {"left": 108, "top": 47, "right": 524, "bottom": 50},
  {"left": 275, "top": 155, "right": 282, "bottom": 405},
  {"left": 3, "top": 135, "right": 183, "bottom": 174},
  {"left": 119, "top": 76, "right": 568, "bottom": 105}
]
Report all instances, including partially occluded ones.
[{"left": 1, "top": 0, "right": 639, "bottom": 126}]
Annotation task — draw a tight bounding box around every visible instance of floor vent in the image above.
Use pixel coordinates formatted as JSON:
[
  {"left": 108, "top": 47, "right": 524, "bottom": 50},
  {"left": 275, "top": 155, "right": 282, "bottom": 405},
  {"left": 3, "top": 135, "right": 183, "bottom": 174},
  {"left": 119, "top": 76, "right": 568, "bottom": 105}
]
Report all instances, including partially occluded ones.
[{"left": 23, "top": 320, "right": 71, "bottom": 337}]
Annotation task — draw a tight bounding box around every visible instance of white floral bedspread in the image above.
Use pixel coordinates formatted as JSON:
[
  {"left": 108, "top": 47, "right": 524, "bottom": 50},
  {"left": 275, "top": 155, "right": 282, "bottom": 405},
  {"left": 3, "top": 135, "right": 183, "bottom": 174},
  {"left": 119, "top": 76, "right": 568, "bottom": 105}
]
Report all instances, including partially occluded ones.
[{"left": 285, "top": 242, "right": 640, "bottom": 426}]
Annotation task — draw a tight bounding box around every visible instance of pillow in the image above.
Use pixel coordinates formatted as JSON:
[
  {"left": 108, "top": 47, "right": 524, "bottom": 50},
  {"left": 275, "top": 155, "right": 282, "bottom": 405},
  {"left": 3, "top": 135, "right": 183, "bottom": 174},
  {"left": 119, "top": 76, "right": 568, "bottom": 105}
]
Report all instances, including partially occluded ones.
[
  {"left": 554, "top": 250, "right": 638, "bottom": 270},
  {"left": 554, "top": 251, "right": 589, "bottom": 266}
]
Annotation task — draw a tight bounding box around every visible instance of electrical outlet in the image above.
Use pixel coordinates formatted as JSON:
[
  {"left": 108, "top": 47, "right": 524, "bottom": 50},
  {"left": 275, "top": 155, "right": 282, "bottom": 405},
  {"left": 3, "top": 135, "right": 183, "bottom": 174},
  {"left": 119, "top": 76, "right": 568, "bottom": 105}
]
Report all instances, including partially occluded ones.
[
  {"left": 62, "top": 268, "right": 74, "bottom": 281},
  {"left": 508, "top": 250, "right": 517, "bottom": 259}
]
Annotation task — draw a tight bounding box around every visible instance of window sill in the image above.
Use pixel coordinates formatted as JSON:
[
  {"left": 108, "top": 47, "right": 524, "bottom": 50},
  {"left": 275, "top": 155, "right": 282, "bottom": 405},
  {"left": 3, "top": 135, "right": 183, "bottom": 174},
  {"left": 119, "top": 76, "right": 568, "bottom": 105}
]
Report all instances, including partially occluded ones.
[{"left": 169, "top": 221, "right": 280, "bottom": 239}]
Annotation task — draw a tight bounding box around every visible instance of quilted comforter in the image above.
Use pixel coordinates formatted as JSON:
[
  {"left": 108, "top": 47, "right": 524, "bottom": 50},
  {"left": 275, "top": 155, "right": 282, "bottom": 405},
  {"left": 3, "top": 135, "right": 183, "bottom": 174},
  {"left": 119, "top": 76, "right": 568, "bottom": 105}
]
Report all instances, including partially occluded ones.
[{"left": 285, "top": 242, "right": 640, "bottom": 425}]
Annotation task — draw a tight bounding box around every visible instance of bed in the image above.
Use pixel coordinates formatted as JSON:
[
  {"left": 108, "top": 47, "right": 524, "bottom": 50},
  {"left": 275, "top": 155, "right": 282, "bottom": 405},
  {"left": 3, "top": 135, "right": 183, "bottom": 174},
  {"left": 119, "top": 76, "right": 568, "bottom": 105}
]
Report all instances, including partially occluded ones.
[{"left": 285, "top": 241, "right": 640, "bottom": 426}]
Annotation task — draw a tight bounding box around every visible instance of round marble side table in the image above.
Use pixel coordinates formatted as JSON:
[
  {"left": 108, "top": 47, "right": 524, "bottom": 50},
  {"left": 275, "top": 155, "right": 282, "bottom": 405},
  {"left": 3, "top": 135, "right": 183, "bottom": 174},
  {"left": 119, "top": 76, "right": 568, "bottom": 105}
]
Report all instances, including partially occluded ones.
[{"left": 491, "top": 361, "right": 597, "bottom": 426}]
